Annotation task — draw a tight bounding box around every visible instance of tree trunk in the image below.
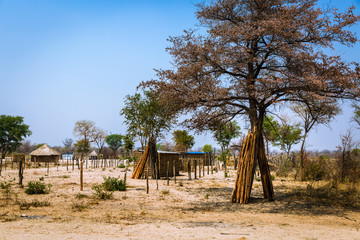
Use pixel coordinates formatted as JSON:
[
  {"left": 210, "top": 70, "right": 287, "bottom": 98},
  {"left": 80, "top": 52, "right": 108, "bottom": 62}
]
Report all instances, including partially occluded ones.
[
  {"left": 299, "top": 131, "right": 308, "bottom": 168},
  {"left": 149, "top": 139, "right": 159, "bottom": 179}
]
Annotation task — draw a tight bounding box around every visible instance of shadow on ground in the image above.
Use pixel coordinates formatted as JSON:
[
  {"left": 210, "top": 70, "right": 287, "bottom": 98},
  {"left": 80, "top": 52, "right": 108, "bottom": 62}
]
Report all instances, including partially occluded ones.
[{"left": 172, "top": 182, "right": 360, "bottom": 218}]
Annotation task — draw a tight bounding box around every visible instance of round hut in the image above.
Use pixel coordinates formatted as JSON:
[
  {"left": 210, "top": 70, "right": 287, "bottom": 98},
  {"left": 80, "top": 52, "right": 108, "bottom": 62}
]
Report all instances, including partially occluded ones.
[
  {"left": 89, "top": 150, "right": 98, "bottom": 160},
  {"left": 30, "top": 144, "right": 60, "bottom": 163}
]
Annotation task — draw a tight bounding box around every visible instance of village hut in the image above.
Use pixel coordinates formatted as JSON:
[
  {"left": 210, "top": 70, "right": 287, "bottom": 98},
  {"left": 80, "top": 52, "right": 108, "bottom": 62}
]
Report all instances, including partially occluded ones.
[
  {"left": 180, "top": 152, "right": 212, "bottom": 171},
  {"left": 30, "top": 144, "right": 60, "bottom": 163},
  {"left": 133, "top": 150, "right": 181, "bottom": 178},
  {"left": 89, "top": 150, "right": 98, "bottom": 160}
]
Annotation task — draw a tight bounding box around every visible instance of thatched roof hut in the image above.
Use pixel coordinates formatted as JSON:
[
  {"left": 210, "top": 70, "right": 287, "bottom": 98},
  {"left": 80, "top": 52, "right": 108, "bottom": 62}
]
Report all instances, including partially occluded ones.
[
  {"left": 89, "top": 150, "right": 98, "bottom": 160},
  {"left": 30, "top": 144, "right": 60, "bottom": 163}
]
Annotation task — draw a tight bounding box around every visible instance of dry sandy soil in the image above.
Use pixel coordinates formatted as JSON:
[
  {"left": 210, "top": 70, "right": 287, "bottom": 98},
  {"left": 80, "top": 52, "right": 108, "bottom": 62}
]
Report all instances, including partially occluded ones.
[{"left": 0, "top": 163, "right": 359, "bottom": 240}]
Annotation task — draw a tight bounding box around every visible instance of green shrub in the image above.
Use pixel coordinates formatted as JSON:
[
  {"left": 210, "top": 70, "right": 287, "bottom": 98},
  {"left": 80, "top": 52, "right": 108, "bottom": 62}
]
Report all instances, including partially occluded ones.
[
  {"left": 25, "top": 181, "right": 51, "bottom": 195},
  {"left": 75, "top": 193, "right": 88, "bottom": 199},
  {"left": 102, "top": 176, "right": 126, "bottom": 191},
  {"left": 118, "top": 164, "right": 126, "bottom": 168},
  {"left": 17, "top": 199, "right": 50, "bottom": 210},
  {"left": 92, "top": 184, "right": 113, "bottom": 200},
  {"left": 71, "top": 202, "right": 89, "bottom": 212}
]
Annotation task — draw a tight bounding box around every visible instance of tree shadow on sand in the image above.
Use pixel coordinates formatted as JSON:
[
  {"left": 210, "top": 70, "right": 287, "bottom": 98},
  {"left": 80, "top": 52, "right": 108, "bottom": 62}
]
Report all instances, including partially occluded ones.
[{"left": 172, "top": 182, "right": 360, "bottom": 218}]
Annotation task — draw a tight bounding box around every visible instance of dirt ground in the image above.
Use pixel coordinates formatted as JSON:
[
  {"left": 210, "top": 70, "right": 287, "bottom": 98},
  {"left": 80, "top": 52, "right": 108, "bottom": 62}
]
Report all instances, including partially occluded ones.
[{"left": 0, "top": 163, "right": 359, "bottom": 240}]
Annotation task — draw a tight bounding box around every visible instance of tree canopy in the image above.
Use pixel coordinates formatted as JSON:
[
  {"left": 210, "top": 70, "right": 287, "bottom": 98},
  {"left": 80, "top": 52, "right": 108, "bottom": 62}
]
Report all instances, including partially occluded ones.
[
  {"left": 105, "top": 134, "right": 123, "bottom": 154},
  {"left": 212, "top": 120, "right": 241, "bottom": 152},
  {"left": 0, "top": 115, "right": 32, "bottom": 160},
  {"left": 142, "top": 0, "right": 360, "bottom": 132},
  {"left": 202, "top": 144, "right": 213, "bottom": 153},
  {"left": 172, "top": 130, "right": 195, "bottom": 152},
  {"left": 121, "top": 90, "right": 175, "bottom": 149}
]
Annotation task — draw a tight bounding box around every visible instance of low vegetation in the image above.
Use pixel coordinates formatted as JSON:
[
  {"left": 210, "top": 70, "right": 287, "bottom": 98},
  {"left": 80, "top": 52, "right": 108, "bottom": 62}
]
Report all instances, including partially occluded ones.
[{"left": 25, "top": 181, "right": 51, "bottom": 195}]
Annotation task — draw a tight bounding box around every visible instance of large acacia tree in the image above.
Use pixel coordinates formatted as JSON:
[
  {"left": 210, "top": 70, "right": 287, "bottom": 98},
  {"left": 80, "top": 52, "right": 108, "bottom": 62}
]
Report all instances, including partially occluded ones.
[{"left": 143, "top": 0, "right": 360, "bottom": 203}]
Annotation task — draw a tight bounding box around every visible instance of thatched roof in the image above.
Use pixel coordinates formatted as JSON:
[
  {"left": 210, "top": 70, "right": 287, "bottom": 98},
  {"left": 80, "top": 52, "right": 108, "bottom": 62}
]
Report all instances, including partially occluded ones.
[
  {"left": 30, "top": 144, "right": 60, "bottom": 156},
  {"left": 89, "top": 150, "right": 98, "bottom": 157}
]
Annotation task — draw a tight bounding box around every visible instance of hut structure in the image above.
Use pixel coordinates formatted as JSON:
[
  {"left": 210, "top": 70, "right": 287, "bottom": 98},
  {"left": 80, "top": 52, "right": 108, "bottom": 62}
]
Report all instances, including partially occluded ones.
[
  {"left": 133, "top": 150, "right": 181, "bottom": 178},
  {"left": 89, "top": 150, "right": 98, "bottom": 160},
  {"left": 30, "top": 144, "right": 60, "bottom": 163},
  {"left": 180, "top": 152, "right": 212, "bottom": 171}
]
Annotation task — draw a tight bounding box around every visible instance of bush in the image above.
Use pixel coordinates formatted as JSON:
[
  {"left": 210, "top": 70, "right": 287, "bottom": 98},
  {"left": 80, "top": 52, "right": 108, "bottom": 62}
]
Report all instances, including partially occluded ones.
[
  {"left": 298, "top": 156, "right": 329, "bottom": 181},
  {"left": 25, "top": 181, "right": 51, "bottom": 195},
  {"left": 17, "top": 200, "right": 50, "bottom": 210},
  {"left": 102, "top": 176, "right": 126, "bottom": 191},
  {"left": 118, "top": 164, "right": 126, "bottom": 168},
  {"left": 92, "top": 184, "right": 113, "bottom": 200}
]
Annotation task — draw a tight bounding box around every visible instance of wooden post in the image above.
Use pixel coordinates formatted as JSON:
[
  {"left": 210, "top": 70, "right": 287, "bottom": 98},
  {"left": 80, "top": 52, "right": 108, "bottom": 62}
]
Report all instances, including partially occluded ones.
[
  {"left": 80, "top": 155, "right": 84, "bottom": 191},
  {"left": 186, "top": 159, "right": 191, "bottom": 180},
  {"left": 146, "top": 163, "right": 149, "bottom": 194},
  {"left": 203, "top": 158, "right": 205, "bottom": 177},
  {"left": 47, "top": 161, "right": 49, "bottom": 173},
  {"left": 173, "top": 160, "right": 176, "bottom": 184},
  {"left": 167, "top": 161, "right": 169, "bottom": 186},
  {"left": 194, "top": 160, "right": 197, "bottom": 179},
  {"left": 199, "top": 159, "right": 201, "bottom": 178},
  {"left": 19, "top": 159, "right": 24, "bottom": 187},
  {"left": 66, "top": 157, "right": 68, "bottom": 171},
  {"left": 124, "top": 165, "right": 128, "bottom": 185},
  {"left": 207, "top": 154, "right": 210, "bottom": 175},
  {"left": 72, "top": 158, "right": 74, "bottom": 171},
  {"left": 155, "top": 159, "right": 159, "bottom": 190}
]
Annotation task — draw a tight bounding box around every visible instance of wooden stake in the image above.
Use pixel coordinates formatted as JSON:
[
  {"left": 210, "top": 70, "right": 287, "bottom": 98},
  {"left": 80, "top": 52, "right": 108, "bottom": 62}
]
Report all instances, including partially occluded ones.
[
  {"left": 19, "top": 159, "right": 23, "bottom": 187},
  {"left": 167, "top": 161, "right": 169, "bottom": 186},
  {"left": 194, "top": 160, "right": 197, "bottom": 179},
  {"left": 146, "top": 163, "right": 149, "bottom": 194},
  {"left": 173, "top": 160, "right": 176, "bottom": 184},
  {"left": 80, "top": 155, "right": 84, "bottom": 191}
]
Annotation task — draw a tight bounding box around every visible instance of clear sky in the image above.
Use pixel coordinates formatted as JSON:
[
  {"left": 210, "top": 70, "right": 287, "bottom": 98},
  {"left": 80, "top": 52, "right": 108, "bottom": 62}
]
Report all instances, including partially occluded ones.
[{"left": 1, "top": 0, "right": 360, "bottom": 152}]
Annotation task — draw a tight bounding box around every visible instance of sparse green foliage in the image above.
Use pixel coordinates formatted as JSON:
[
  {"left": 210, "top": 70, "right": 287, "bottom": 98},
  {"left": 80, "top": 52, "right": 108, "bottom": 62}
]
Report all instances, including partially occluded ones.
[
  {"left": 102, "top": 176, "right": 126, "bottom": 191},
  {"left": 121, "top": 90, "right": 175, "bottom": 149},
  {"left": 172, "top": 130, "right": 195, "bottom": 152},
  {"left": 25, "top": 181, "right": 51, "bottom": 195},
  {"left": 105, "top": 134, "right": 123, "bottom": 156},
  {"left": 71, "top": 201, "right": 89, "bottom": 212},
  {"left": 75, "top": 193, "right": 88, "bottom": 199},
  {"left": 202, "top": 144, "right": 213, "bottom": 153},
  {"left": 161, "top": 189, "right": 170, "bottom": 195},
  {"left": 17, "top": 200, "right": 50, "bottom": 210},
  {"left": 0, "top": 115, "right": 32, "bottom": 161},
  {"left": 91, "top": 184, "right": 113, "bottom": 200}
]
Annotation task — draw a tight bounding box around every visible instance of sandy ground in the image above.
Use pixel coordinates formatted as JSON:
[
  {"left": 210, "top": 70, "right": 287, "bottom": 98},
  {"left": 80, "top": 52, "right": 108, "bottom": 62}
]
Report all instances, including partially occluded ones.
[{"left": 0, "top": 163, "right": 359, "bottom": 240}]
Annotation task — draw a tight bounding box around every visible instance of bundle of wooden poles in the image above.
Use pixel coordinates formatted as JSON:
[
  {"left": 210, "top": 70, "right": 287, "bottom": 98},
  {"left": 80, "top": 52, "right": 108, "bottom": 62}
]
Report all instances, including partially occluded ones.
[
  {"left": 231, "top": 127, "right": 274, "bottom": 203},
  {"left": 132, "top": 144, "right": 149, "bottom": 179}
]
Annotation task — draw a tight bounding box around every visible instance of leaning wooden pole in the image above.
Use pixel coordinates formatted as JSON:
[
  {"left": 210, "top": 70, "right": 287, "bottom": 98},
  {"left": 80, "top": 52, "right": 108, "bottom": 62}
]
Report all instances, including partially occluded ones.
[
  {"left": 231, "top": 128, "right": 274, "bottom": 203},
  {"left": 258, "top": 134, "right": 275, "bottom": 201},
  {"left": 131, "top": 143, "right": 150, "bottom": 179}
]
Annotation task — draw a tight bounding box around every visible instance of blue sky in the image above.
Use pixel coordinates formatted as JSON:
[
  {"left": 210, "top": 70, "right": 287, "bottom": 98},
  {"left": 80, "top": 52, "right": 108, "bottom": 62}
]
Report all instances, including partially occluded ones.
[{"left": 1, "top": 0, "right": 360, "bottom": 152}]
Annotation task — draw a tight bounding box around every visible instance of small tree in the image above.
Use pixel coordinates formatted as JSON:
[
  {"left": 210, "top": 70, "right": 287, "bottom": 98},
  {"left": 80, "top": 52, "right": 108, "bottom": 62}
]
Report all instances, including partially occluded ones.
[
  {"left": 121, "top": 90, "right": 175, "bottom": 178},
  {"left": 262, "top": 116, "right": 280, "bottom": 156},
  {"left": 0, "top": 115, "right": 32, "bottom": 175},
  {"left": 274, "top": 118, "right": 302, "bottom": 159},
  {"left": 291, "top": 102, "right": 339, "bottom": 167},
  {"left": 123, "top": 134, "right": 135, "bottom": 157},
  {"left": 202, "top": 144, "right": 213, "bottom": 153},
  {"left": 93, "top": 128, "right": 107, "bottom": 154},
  {"left": 73, "top": 120, "right": 96, "bottom": 191},
  {"left": 172, "top": 130, "right": 195, "bottom": 152},
  {"left": 212, "top": 120, "right": 241, "bottom": 176},
  {"left": 105, "top": 134, "right": 123, "bottom": 158},
  {"left": 62, "top": 138, "right": 73, "bottom": 153}
]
